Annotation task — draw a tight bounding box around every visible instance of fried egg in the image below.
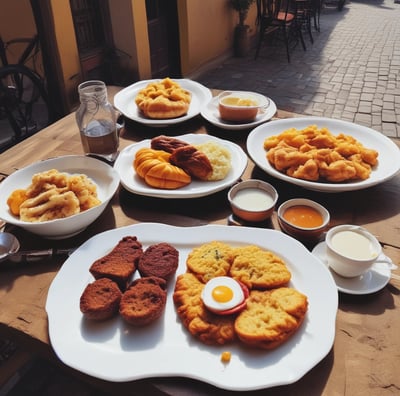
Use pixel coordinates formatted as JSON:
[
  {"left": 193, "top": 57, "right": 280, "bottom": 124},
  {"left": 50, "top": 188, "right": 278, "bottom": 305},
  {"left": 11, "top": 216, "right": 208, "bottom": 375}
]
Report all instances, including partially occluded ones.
[{"left": 201, "top": 276, "right": 245, "bottom": 313}]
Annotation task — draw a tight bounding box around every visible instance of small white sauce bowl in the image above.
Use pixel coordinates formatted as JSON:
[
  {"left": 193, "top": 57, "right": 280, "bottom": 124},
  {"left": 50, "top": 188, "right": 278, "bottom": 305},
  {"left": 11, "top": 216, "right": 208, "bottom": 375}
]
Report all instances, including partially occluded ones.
[
  {"left": 228, "top": 179, "right": 278, "bottom": 222},
  {"left": 325, "top": 225, "right": 396, "bottom": 277}
]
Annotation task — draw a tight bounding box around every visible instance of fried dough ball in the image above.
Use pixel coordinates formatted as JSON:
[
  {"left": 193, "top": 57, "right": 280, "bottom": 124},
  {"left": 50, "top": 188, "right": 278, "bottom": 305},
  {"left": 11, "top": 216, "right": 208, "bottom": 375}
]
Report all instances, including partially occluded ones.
[{"left": 7, "top": 189, "right": 28, "bottom": 216}]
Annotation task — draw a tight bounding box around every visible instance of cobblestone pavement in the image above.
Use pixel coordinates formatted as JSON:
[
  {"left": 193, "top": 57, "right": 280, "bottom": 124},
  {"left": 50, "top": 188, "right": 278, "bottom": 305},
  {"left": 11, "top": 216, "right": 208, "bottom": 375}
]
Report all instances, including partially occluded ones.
[{"left": 196, "top": 0, "right": 400, "bottom": 138}]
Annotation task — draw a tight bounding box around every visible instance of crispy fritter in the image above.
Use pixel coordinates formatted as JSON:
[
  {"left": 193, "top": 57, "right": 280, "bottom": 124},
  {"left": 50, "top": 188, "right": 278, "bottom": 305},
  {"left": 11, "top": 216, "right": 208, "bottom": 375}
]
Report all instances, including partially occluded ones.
[
  {"left": 264, "top": 125, "right": 378, "bottom": 183},
  {"left": 230, "top": 245, "right": 291, "bottom": 289},
  {"left": 234, "top": 288, "right": 308, "bottom": 349},
  {"left": 186, "top": 241, "right": 234, "bottom": 283},
  {"left": 173, "top": 273, "right": 237, "bottom": 345}
]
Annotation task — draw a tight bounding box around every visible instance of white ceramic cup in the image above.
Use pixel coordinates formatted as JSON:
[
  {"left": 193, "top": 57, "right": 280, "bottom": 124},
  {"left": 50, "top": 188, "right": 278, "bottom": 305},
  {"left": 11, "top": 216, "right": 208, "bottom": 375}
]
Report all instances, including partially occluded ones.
[{"left": 325, "top": 225, "right": 397, "bottom": 278}]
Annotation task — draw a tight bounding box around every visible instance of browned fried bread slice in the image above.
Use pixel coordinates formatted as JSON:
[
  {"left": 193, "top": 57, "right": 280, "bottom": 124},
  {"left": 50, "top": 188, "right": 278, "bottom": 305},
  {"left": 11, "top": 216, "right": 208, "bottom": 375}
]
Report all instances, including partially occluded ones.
[
  {"left": 173, "top": 272, "right": 237, "bottom": 345},
  {"left": 186, "top": 241, "right": 234, "bottom": 283},
  {"left": 138, "top": 242, "right": 179, "bottom": 280},
  {"left": 234, "top": 287, "right": 308, "bottom": 349},
  {"left": 80, "top": 278, "right": 122, "bottom": 321},
  {"left": 230, "top": 245, "right": 291, "bottom": 289},
  {"left": 150, "top": 135, "right": 189, "bottom": 153},
  {"left": 89, "top": 236, "right": 143, "bottom": 290},
  {"left": 119, "top": 276, "right": 167, "bottom": 326}
]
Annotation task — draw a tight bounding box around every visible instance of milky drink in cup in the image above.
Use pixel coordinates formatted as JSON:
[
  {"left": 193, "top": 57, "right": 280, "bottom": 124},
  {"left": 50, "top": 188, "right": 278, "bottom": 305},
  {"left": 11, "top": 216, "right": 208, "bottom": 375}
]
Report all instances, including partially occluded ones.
[{"left": 325, "top": 225, "right": 397, "bottom": 278}]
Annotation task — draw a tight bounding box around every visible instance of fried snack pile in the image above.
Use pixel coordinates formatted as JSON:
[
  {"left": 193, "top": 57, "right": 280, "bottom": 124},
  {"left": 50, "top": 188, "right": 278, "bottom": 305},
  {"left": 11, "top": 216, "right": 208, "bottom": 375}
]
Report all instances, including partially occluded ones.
[
  {"left": 264, "top": 125, "right": 379, "bottom": 182},
  {"left": 7, "top": 169, "right": 101, "bottom": 222},
  {"left": 135, "top": 77, "right": 192, "bottom": 119},
  {"left": 173, "top": 242, "right": 308, "bottom": 349}
]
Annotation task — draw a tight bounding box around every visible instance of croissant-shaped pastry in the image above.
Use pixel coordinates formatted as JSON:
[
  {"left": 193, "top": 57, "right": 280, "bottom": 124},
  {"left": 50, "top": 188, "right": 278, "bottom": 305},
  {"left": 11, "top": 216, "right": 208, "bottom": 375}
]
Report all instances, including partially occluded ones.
[{"left": 134, "top": 148, "right": 191, "bottom": 189}]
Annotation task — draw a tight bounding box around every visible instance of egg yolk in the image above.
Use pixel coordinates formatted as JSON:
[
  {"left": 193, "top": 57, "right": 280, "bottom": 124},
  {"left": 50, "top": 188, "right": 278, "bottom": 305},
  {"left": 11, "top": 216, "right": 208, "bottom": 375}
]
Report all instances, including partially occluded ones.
[{"left": 212, "top": 285, "right": 233, "bottom": 303}]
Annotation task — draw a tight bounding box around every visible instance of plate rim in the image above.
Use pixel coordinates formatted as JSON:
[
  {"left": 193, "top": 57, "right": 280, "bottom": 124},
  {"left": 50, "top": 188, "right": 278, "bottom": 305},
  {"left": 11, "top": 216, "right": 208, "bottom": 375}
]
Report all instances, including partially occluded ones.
[
  {"left": 113, "top": 133, "right": 248, "bottom": 198},
  {"left": 200, "top": 94, "right": 277, "bottom": 130},
  {"left": 114, "top": 78, "right": 212, "bottom": 126},
  {"left": 246, "top": 116, "right": 400, "bottom": 192},
  {"left": 46, "top": 223, "right": 338, "bottom": 390}
]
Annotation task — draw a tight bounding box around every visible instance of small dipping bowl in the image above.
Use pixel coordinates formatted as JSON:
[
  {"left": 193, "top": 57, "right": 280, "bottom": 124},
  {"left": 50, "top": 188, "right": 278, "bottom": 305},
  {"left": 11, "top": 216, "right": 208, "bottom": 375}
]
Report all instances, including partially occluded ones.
[
  {"left": 228, "top": 179, "right": 278, "bottom": 222},
  {"left": 325, "top": 224, "right": 397, "bottom": 278},
  {"left": 0, "top": 232, "right": 20, "bottom": 262},
  {"left": 218, "top": 91, "right": 270, "bottom": 122},
  {"left": 277, "top": 198, "right": 330, "bottom": 241}
]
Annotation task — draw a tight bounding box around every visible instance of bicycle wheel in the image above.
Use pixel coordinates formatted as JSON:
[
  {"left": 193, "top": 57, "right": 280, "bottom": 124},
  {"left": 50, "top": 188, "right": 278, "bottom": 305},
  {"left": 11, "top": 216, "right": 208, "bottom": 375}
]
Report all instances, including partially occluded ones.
[{"left": 0, "top": 64, "right": 51, "bottom": 150}]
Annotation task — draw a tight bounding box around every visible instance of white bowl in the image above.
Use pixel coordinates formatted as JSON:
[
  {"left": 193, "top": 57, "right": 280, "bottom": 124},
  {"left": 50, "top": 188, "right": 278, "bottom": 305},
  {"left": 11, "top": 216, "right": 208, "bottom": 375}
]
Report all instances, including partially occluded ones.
[{"left": 0, "top": 156, "right": 120, "bottom": 239}]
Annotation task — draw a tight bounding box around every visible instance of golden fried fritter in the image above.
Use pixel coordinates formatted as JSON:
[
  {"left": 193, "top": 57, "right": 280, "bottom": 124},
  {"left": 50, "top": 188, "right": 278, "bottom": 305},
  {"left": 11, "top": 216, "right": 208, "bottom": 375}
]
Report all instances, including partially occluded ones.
[{"left": 264, "top": 125, "right": 378, "bottom": 183}]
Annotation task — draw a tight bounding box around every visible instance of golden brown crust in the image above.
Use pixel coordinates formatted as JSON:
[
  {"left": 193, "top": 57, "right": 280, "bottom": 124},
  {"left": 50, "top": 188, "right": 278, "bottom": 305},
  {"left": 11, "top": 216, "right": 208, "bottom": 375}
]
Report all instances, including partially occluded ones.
[
  {"left": 133, "top": 148, "right": 191, "bottom": 189},
  {"left": 186, "top": 241, "right": 235, "bottom": 283},
  {"left": 135, "top": 78, "right": 191, "bottom": 119},
  {"left": 80, "top": 278, "right": 122, "bottom": 321},
  {"left": 119, "top": 276, "right": 167, "bottom": 326},
  {"left": 230, "top": 245, "right": 291, "bottom": 289},
  {"left": 173, "top": 273, "right": 237, "bottom": 345},
  {"left": 170, "top": 145, "right": 213, "bottom": 180},
  {"left": 234, "top": 288, "right": 308, "bottom": 349},
  {"left": 89, "top": 236, "right": 143, "bottom": 290}
]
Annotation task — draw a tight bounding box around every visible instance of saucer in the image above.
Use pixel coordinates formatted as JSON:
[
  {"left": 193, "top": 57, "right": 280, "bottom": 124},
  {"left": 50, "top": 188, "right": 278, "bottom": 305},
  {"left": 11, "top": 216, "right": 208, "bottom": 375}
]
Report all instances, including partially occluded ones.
[
  {"left": 200, "top": 95, "right": 277, "bottom": 130},
  {"left": 312, "top": 242, "right": 391, "bottom": 295}
]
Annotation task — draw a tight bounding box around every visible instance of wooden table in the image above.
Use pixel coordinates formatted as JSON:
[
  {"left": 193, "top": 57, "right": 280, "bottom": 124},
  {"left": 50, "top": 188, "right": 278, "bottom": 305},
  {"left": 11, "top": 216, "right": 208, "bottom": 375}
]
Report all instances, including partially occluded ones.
[{"left": 0, "top": 87, "right": 399, "bottom": 395}]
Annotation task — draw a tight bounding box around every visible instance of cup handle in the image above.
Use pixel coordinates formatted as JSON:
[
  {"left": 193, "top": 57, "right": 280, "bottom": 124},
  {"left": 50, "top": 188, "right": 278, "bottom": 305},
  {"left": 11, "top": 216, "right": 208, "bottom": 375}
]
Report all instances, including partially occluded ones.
[{"left": 373, "top": 259, "right": 398, "bottom": 271}]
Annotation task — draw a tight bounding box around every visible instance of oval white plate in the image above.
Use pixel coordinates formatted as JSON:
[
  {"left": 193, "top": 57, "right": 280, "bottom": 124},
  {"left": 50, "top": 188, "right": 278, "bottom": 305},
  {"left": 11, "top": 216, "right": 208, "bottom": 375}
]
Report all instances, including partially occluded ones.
[
  {"left": 247, "top": 117, "right": 400, "bottom": 192},
  {"left": 46, "top": 223, "right": 338, "bottom": 390},
  {"left": 312, "top": 241, "right": 391, "bottom": 295},
  {"left": 201, "top": 95, "right": 277, "bottom": 130},
  {"left": 114, "top": 79, "right": 212, "bottom": 127},
  {"left": 113, "top": 133, "right": 248, "bottom": 198}
]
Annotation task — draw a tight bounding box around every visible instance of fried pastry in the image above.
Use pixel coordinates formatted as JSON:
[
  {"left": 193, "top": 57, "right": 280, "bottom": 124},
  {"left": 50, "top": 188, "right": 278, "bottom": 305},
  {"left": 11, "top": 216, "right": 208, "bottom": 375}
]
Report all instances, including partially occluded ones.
[
  {"left": 138, "top": 242, "right": 179, "bottom": 280},
  {"left": 80, "top": 278, "right": 122, "bottom": 321},
  {"left": 230, "top": 245, "right": 291, "bottom": 289},
  {"left": 89, "top": 236, "right": 143, "bottom": 290},
  {"left": 119, "top": 276, "right": 167, "bottom": 326},
  {"left": 173, "top": 273, "right": 237, "bottom": 345},
  {"left": 135, "top": 78, "right": 191, "bottom": 119},
  {"left": 186, "top": 241, "right": 234, "bottom": 283},
  {"left": 264, "top": 125, "right": 378, "bottom": 183},
  {"left": 234, "top": 288, "right": 308, "bottom": 349},
  {"left": 170, "top": 145, "right": 213, "bottom": 180}
]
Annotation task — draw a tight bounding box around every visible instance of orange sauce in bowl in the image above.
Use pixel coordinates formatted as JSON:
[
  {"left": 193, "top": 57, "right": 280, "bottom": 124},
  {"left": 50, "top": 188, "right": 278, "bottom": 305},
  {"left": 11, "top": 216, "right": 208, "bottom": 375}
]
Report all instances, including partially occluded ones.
[{"left": 283, "top": 205, "right": 323, "bottom": 228}]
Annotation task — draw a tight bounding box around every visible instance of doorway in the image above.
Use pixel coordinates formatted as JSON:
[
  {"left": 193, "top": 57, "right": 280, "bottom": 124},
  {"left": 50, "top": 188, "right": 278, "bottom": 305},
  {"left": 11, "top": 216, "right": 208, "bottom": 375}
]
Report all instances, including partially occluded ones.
[
  {"left": 70, "top": 0, "right": 114, "bottom": 83},
  {"left": 145, "top": 0, "right": 181, "bottom": 78}
]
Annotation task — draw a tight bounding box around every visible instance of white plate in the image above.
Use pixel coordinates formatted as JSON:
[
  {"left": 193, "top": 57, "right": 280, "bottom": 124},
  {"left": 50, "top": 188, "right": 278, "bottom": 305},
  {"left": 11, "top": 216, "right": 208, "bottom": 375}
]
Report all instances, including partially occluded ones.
[
  {"left": 201, "top": 95, "right": 277, "bottom": 130},
  {"left": 0, "top": 156, "right": 119, "bottom": 239},
  {"left": 113, "top": 133, "right": 248, "bottom": 198},
  {"left": 247, "top": 117, "right": 400, "bottom": 192},
  {"left": 312, "top": 241, "right": 391, "bottom": 295},
  {"left": 114, "top": 79, "right": 212, "bottom": 127},
  {"left": 46, "top": 223, "right": 338, "bottom": 391}
]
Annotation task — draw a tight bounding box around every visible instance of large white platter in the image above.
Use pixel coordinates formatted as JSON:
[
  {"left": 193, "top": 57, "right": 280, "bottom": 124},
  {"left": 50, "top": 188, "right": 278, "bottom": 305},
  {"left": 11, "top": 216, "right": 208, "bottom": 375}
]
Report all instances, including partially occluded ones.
[
  {"left": 46, "top": 223, "right": 338, "bottom": 391},
  {"left": 201, "top": 95, "right": 277, "bottom": 130},
  {"left": 114, "top": 79, "right": 212, "bottom": 127},
  {"left": 113, "top": 133, "right": 248, "bottom": 198},
  {"left": 247, "top": 117, "right": 400, "bottom": 192}
]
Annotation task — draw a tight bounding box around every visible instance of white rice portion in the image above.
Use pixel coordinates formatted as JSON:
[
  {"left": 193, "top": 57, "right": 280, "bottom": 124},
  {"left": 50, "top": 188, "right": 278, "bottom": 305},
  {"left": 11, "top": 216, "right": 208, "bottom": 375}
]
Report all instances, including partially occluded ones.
[{"left": 195, "top": 141, "right": 232, "bottom": 181}]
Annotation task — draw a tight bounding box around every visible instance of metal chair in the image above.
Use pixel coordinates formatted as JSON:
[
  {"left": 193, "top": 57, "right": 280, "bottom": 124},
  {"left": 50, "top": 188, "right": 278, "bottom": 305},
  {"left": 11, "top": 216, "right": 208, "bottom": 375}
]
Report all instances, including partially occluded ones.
[{"left": 254, "top": 0, "right": 306, "bottom": 62}]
